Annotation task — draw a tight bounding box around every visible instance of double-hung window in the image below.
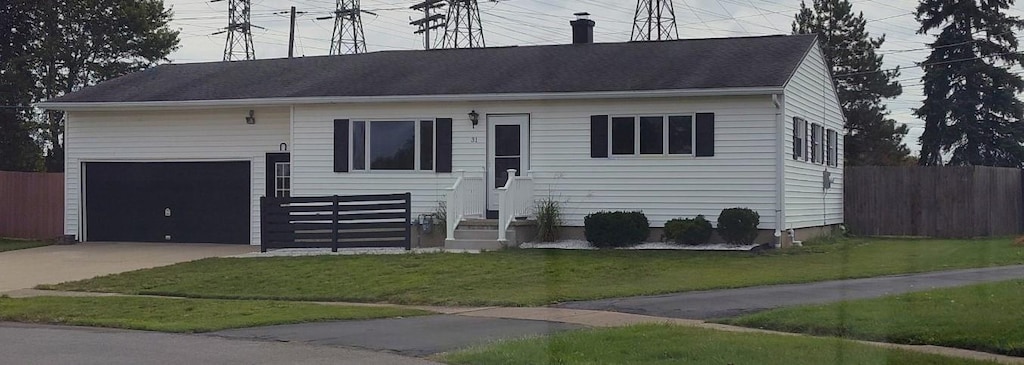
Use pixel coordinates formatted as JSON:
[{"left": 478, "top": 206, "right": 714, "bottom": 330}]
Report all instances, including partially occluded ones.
[
  {"left": 810, "top": 123, "right": 821, "bottom": 163},
  {"left": 610, "top": 115, "right": 694, "bottom": 156},
  {"left": 793, "top": 117, "right": 807, "bottom": 160},
  {"left": 350, "top": 120, "right": 435, "bottom": 171}
]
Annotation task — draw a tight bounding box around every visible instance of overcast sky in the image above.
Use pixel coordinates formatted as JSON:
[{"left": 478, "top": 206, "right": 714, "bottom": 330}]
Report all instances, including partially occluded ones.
[{"left": 164, "top": 0, "right": 1024, "bottom": 153}]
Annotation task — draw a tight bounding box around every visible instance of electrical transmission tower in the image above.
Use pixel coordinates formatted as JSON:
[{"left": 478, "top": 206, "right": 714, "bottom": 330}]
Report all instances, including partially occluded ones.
[
  {"left": 631, "top": 0, "right": 679, "bottom": 41},
  {"left": 326, "top": 0, "right": 371, "bottom": 55},
  {"left": 212, "top": 0, "right": 256, "bottom": 61},
  {"left": 411, "top": 0, "right": 486, "bottom": 49},
  {"left": 441, "top": 0, "right": 485, "bottom": 48}
]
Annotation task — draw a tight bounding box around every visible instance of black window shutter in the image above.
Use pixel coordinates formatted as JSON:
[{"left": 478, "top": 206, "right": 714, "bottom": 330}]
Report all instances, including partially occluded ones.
[
  {"left": 695, "top": 113, "right": 715, "bottom": 157},
  {"left": 591, "top": 115, "right": 609, "bottom": 158},
  {"left": 436, "top": 118, "right": 453, "bottom": 173},
  {"left": 334, "top": 119, "right": 349, "bottom": 172}
]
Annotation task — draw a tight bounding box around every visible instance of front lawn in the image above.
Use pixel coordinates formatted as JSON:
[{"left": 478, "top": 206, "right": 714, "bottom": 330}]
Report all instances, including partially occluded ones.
[
  {"left": 438, "top": 324, "right": 998, "bottom": 365},
  {"left": 719, "top": 279, "right": 1024, "bottom": 357},
  {"left": 40, "top": 237, "right": 1024, "bottom": 306},
  {"left": 0, "top": 296, "right": 430, "bottom": 333},
  {"left": 0, "top": 239, "right": 50, "bottom": 252}
]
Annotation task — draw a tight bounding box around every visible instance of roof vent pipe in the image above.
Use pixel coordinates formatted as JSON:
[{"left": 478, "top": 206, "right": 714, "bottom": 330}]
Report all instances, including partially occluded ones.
[{"left": 570, "top": 12, "right": 595, "bottom": 44}]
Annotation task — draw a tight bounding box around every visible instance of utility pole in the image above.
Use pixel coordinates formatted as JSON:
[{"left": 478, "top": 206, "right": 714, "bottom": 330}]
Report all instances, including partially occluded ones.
[
  {"left": 319, "top": 0, "right": 370, "bottom": 55},
  {"left": 288, "top": 6, "right": 296, "bottom": 58},
  {"left": 440, "top": 0, "right": 485, "bottom": 48},
  {"left": 631, "top": 0, "right": 679, "bottom": 41},
  {"left": 411, "top": 0, "right": 446, "bottom": 50},
  {"left": 211, "top": 0, "right": 256, "bottom": 61}
]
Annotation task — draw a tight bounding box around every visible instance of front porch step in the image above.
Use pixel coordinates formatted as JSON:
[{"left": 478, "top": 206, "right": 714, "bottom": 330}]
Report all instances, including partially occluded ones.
[
  {"left": 453, "top": 228, "right": 509, "bottom": 240},
  {"left": 445, "top": 239, "right": 506, "bottom": 251}
]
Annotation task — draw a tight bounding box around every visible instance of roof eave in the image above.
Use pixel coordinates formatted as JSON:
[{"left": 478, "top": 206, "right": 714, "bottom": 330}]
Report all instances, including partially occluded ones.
[{"left": 37, "top": 87, "right": 784, "bottom": 111}]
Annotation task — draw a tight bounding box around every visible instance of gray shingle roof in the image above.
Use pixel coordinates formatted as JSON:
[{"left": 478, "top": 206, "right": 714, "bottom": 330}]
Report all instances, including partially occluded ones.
[{"left": 49, "top": 34, "right": 817, "bottom": 104}]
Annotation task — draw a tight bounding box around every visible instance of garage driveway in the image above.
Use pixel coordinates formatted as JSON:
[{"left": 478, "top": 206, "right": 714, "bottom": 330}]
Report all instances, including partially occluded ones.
[{"left": 0, "top": 242, "right": 256, "bottom": 293}]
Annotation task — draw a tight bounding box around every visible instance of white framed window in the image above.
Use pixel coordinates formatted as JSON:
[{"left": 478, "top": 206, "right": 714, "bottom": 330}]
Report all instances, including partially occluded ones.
[
  {"left": 351, "top": 120, "right": 435, "bottom": 171},
  {"left": 827, "top": 129, "right": 838, "bottom": 167},
  {"left": 793, "top": 117, "right": 806, "bottom": 160},
  {"left": 274, "top": 161, "right": 290, "bottom": 197},
  {"left": 609, "top": 114, "right": 694, "bottom": 156}
]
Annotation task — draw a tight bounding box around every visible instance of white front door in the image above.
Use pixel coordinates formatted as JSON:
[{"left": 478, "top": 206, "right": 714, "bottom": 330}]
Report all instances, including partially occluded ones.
[{"left": 486, "top": 114, "right": 530, "bottom": 212}]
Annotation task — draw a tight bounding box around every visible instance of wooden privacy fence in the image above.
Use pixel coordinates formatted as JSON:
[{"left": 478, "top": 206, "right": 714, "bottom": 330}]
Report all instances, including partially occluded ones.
[
  {"left": 0, "top": 171, "right": 63, "bottom": 240},
  {"left": 845, "top": 166, "right": 1023, "bottom": 238},
  {"left": 260, "top": 193, "right": 411, "bottom": 252}
]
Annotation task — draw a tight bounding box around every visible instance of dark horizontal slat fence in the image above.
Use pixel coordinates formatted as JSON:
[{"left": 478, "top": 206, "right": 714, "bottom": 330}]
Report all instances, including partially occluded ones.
[
  {"left": 0, "top": 171, "right": 63, "bottom": 240},
  {"left": 845, "top": 166, "right": 1023, "bottom": 238},
  {"left": 261, "top": 193, "right": 412, "bottom": 252}
]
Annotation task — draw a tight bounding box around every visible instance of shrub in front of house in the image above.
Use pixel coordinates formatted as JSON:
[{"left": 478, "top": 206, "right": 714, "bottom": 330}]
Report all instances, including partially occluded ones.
[
  {"left": 717, "top": 207, "right": 760, "bottom": 245},
  {"left": 584, "top": 211, "right": 650, "bottom": 248},
  {"left": 664, "top": 215, "right": 714, "bottom": 245}
]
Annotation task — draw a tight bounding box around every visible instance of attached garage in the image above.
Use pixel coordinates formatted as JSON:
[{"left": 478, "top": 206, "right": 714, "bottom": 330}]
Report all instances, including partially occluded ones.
[{"left": 84, "top": 162, "right": 250, "bottom": 244}]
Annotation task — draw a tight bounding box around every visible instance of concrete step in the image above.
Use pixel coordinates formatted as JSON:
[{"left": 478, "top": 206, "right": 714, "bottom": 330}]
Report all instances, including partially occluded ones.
[
  {"left": 454, "top": 229, "right": 495, "bottom": 240},
  {"left": 459, "top": 219, "right": 499, "bottom": 229},
  {"left": 445, "top": 239, "right": 505, "bottom": 251}
]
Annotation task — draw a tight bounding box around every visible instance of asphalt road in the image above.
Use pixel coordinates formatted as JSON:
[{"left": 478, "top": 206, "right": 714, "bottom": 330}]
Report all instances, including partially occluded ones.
[
  {"left": 211, "top": 315, "right": 583, "bottom": 357},
  {"left": 0, "top": 322, "right": 443, "bottom": 365},
  {"left": 556, "top": 265, "right": 1024, "bottom": 319}
]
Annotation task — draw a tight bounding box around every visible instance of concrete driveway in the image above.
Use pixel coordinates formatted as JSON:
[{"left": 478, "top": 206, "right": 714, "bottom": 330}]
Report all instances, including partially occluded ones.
[{"left": 0, "top": 242, "right": 256, "bottom": 293}]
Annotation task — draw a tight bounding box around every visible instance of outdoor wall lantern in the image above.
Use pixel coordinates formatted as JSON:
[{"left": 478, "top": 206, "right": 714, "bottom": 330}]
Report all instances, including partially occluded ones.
[
  {"left": 245, "top": 109, "right": 256, "bottom": 125},
  {"left": 468, "top": 110, "right": 479, "bottom": 128}
]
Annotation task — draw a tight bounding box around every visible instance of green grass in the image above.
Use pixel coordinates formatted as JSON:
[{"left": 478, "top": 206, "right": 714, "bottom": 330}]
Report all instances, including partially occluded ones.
[
  {"left": 438, "top": 324, "right": 998, "bottom": 365},
  {"left": 40, "top": 237, "right": 1024, "bottom": 306},
  {"left": 719, "top": 279, "right": 1024, "bottom": 357},
  {"left": 0, "top": 239, "right": 50, "bottom": 252},
  {"left": 0, "top": 296, "right": 430, "bottom": 333}
]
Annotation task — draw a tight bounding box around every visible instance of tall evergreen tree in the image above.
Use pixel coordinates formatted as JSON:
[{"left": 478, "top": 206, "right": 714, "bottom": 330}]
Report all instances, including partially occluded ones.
[
  {"left": 0, "top": 0, "right": 43, "bottom": 171},
  {"left": 793, "top": 0, "right": 911, "bottom": 166},
  {"left": 915, "top": 0, "right": 1024, "bottom": 166},
  {"left": 30, "top": 0, "right": 179, "bottom": 171}
]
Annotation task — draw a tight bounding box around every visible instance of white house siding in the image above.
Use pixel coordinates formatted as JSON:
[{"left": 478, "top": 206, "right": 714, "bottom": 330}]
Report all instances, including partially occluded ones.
[
  {"left": 783, "top": 44, "right": 845, "bottom": 229},
  {"left": 64, "top": 107, "right": 291, "bottom": 244},
  {"left": 292, "top": 95, "right": 780, "bottom": 228}
]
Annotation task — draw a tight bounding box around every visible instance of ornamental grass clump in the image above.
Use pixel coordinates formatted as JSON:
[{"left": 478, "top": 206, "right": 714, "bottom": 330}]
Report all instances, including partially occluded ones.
[{"left": 533, "top": 197, "right": 563, "bottom": 242}]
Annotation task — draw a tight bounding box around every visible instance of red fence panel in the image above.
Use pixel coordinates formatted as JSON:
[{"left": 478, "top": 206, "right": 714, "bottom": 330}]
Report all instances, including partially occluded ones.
[{"left": 0, "top": 171, "right": 63, "bottom": 240}]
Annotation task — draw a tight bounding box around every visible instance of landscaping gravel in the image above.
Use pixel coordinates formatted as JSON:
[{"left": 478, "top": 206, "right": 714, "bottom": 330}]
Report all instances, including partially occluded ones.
[{"left": 519, "top": 240, "right": 761, "bottom": 251}]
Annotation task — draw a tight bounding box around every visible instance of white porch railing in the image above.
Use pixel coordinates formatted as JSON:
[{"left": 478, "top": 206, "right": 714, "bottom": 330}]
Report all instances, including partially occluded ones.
[
  {"left": 497, "top": 169, "right": 535, "bottom": 242},
  {"left": 445, "top": 171, "right": 485, "bottom": 241}
]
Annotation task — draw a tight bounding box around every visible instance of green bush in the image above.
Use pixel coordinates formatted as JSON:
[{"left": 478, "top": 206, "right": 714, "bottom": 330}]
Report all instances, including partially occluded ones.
[
  {"left": 664, "top": 215, "right": 714, "bottom": 245},
  {"left": 717, "top": 208, "right": 760, "bottom": 245},
  {"left": 584, "top": 211, "right": 650, "bottom": 248},
  {"left": 534, "top": 197, "right": 563, "bottom": 242}
]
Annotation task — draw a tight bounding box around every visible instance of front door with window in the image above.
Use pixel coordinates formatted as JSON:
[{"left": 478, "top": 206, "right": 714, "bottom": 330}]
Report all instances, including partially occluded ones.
[
  {"left": 486, "top": 114, "right": 529, "bottom": 213},
  {"left": 265, "top": 153, "right": 290, "bottom": 197}
]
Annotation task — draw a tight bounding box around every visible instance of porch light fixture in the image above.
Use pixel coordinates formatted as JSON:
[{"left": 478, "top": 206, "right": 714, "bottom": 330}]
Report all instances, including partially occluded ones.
[
  {"left": 468, "top": 110, "right": 479, "bottom": 128},
  {"left": 245, "top": 109, "right": 256, "bottom": 124}
]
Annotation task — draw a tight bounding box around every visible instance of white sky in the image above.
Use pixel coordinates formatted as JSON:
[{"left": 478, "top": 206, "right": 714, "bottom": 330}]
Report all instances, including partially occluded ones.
[{"left": 163, "top": 0, "right": 1024, "bottom": 154}]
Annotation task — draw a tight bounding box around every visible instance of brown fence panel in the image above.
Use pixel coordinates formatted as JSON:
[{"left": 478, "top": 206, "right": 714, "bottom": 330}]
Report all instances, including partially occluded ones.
[
  {"left": 0, "top": 171, "right": 64, "bottom": 240},
  {"left": 845, "top": 166, "right": 1023, "bottom": 238}
]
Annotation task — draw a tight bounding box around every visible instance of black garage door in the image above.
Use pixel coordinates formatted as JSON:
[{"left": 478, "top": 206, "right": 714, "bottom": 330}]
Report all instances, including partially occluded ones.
[{"left": 85, "top": 162, "right": 250, "bottom": 244}]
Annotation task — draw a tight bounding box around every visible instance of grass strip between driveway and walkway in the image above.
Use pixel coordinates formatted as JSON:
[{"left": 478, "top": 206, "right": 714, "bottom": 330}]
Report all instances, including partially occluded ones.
[
  {"left": 719, "top": 279, "right": 1024, "bottom": 357},
  {"left": 0, "top": 296, "right": 430, "bottom": 333},
  {"left": 39, "top": 237, "right": 1024, "bottom": 306},
  {"left": 438, "top": 324, "right": 1000, "bottom": 365},
  {"left": 0, "top": 239, "right": 50, "bottom": 253}
]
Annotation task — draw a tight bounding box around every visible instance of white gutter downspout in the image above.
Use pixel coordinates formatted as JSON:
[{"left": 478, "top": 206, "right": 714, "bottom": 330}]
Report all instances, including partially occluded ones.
[{"left": 773, "top": 93, "right": 787, "bottom": 248}]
